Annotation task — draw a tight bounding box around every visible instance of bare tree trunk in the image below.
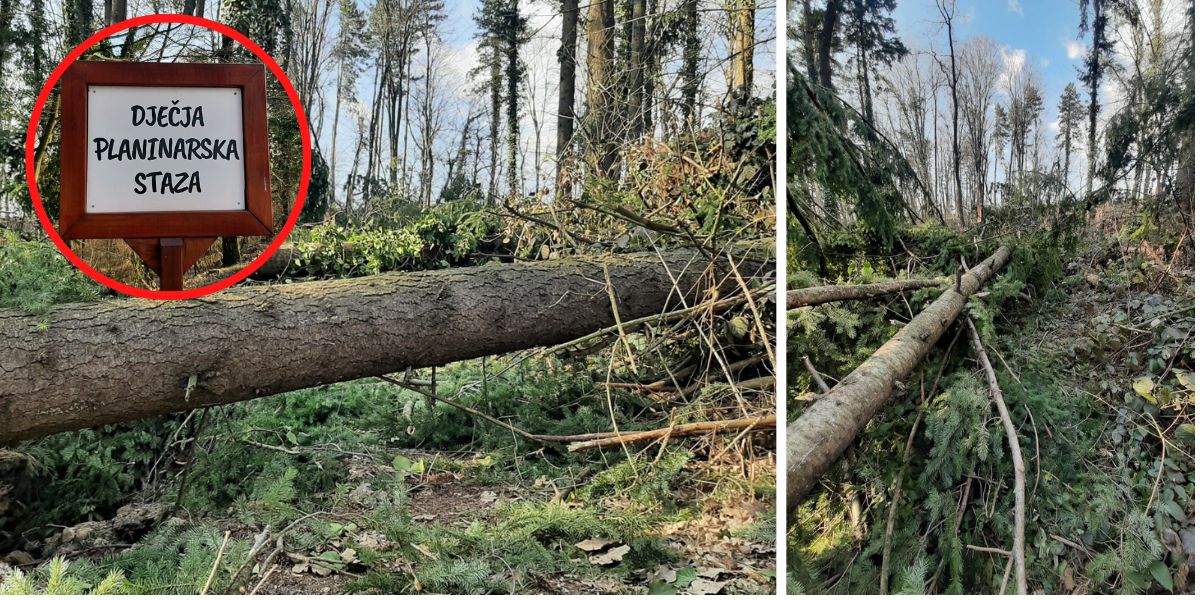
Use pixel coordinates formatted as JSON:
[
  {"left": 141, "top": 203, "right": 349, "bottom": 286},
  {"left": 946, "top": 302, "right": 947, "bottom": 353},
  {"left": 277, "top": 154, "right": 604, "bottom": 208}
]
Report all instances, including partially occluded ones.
[
  {"left": 330, "top": 64, "right": 343, "bottom": 209},
  {"left": 629, "top": 0, "right": 647, "bottom": 136},
  {"left": 555, "top": 0, "right": 579, "bottom": 199},
  {"left": 729, "top": 0, "right": 755, "bottom": 97},
  {"left": 817, "top": 0, "right": 842, "bottom": 88},
  {"left": 586, "top": 0, "right": 617, "bottom": 177},
  {"left": 937, "top": 0, "right": 965, "bottom": 226},
  {"left": 787, "top": 246, "right": 1011, "bottom": 509},
  {"left": 0, "top": 249, "right": 769, "bottom": 443},
  {"left": 679, "top": 0, "right": 700, "bottom": 122},
  {"left": 104, "top": 0, "right": 126, "bottom": 25},
  {"left": 505, "top": 0, "right": 521, "bottom": 198}
]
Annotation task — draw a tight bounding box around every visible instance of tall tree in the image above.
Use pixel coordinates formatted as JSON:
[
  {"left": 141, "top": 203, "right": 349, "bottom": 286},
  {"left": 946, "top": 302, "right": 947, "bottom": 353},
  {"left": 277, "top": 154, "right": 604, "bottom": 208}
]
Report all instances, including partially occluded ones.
[
  {"left": 679, "top": 0, "right": 701, "bottom": 122},
  {"left": 935, "top": 0, "right": 964, "bottom": 226},
  {"left": 816, "top": 0, "right": 843, "bottom": 88},
  {"left": 555, "top": 0, "right": 579, "bottom": 199},
  {"left": 628, "top": 0, "right": 647, "bottom": 135},
  {"left": 843, "top": 0, "right": 905, "bottom": 127},
  {"left": 586, "top": 0, "right": 617, "bottom": 176},
  {"left": 1055, "top": 82, "right": 1083, "bottom": 192},
  {"left": 728, "top": 0, "right": 755, "bottom": 98},
  {"left": 330, "top": 0, "right": 369, "bottom": 216},
  {"left": 959, "top": 36, "right": 1000, "bottom": 220},
  {"left": 1077, "top": 0, "right": 1111, "bottom": 197},
  {"left": 477, "top": 0, "right": 528, "bottom": 198},
  {"left": 65, "top": 0, "right": 94, "bottom": 47}
]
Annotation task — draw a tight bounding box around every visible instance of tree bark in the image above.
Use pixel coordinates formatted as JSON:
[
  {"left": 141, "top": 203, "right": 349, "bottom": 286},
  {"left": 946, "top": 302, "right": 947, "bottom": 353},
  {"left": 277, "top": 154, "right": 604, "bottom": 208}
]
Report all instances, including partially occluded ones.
[
  {"left": 786, "top": 246, "right": 1010, "bottom": 509},
  {"left": 628, "top": 0, "right": 647, "bottom": 137},
  {"left": 679, "top": 0, "right": 701, "bottom": 122},
  {"left": 787, "top": 278, "right": 947, "bottom": 309},
  {"left": 0, "top": 249, "right": 769, "bottom": 443},
  {"left": 729, "top": 0, "right": 754, "bottom": 97},
  {"left": 586, "top": 0, "right": 617, "bottom": 177},
  {"left": 555, "top": 0, "right": 579, "bottom": 199},
  {"left": 816, "top": 0, "right": 842, "bottom": 88}
]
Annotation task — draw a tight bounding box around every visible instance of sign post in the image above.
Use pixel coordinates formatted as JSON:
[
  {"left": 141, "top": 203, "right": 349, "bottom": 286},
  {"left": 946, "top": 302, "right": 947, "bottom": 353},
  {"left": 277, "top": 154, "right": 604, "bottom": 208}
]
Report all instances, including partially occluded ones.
[{"left": 59, "top": 61, "right": 272, "bottom": 291}]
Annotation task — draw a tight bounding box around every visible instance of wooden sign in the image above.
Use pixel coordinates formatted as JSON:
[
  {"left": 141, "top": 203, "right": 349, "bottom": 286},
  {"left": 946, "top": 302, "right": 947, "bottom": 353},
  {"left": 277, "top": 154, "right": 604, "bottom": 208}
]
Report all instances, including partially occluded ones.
[{"left": 59, "top": 61, "right": 272, "bottom": 290}]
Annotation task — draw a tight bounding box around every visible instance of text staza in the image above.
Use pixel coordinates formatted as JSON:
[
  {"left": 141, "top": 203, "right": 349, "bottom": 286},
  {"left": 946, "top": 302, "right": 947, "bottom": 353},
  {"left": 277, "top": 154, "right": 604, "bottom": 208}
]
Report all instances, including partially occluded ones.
[{"left": 133, "top": 171, "right": 202, "bottom": 195}]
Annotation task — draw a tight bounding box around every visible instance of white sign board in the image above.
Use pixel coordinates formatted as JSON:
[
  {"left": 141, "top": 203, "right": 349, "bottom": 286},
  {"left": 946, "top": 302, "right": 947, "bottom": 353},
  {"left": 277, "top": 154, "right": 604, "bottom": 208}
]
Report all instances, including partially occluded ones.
[{"left": 86, "top": 86, "right": 246, "bottom": 213}]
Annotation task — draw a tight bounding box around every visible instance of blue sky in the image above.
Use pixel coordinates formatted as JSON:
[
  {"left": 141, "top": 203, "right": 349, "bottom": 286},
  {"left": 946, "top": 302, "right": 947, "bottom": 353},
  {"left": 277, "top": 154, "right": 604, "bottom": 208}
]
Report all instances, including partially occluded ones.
[{"left": 893, "top": 0, "right": 1089, "bottom": 112}]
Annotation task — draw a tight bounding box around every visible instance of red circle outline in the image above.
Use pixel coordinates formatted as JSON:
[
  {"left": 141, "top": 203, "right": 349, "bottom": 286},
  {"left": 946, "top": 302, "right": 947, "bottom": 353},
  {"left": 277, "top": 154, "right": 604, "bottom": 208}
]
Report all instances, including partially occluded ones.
[{"left": 24, "top": 14, "right": 311, "bottom": 300}]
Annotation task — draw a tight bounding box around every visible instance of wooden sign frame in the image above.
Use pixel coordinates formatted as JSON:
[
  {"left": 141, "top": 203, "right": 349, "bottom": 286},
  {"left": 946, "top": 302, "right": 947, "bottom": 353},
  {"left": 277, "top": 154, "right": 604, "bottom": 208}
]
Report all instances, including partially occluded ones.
[{"left": 59, "top": 61, "right": 272, "bottom": 290}]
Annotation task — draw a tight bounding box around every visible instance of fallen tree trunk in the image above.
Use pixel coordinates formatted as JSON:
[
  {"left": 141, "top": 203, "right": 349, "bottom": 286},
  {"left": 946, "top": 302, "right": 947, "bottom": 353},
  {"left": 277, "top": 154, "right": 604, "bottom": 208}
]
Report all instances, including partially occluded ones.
[
  {"left": 787, "top": 246, "right": 1010, "bottom": 509},
  {"left": 786, "top": 277, "right": 946, "bottom": 309},
  {"left": 0, "top": 248, "right": 769, "bottom": 443}
]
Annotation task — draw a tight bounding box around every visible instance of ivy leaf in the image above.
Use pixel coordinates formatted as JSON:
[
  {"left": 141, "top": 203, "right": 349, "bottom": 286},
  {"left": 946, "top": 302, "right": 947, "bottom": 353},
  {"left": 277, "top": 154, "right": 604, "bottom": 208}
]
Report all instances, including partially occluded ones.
[
  {"left": 1161, "top": 499, "right": 1186, "bottom": 522},
  {"left": 648, "top": 580, "right": 676, "bottom": 595},
  {"left": 1148, "top": 561, "right": 1173, "bottom": 592},
  {"left": 392, "top": 455, "right": 413, "bottom": 472},
  {"left": 1133, "top": 377, "right": 1156, "bottom": 403},
  {"left": 673, "top": 567, "right": 698, "bottom": 589},
  {"left": 1174, "top": 371, "right": 1194, "bottom": 392}
]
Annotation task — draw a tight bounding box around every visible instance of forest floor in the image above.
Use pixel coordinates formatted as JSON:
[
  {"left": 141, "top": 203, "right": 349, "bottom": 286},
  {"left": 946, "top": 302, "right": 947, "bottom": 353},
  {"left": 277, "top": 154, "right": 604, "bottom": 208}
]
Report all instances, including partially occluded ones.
[
  {"left": 1, "top": 350, "right": 776, "bottom": 595},
  {"left": 788, "top": 205, "right": 1194, "bottom": 594}
]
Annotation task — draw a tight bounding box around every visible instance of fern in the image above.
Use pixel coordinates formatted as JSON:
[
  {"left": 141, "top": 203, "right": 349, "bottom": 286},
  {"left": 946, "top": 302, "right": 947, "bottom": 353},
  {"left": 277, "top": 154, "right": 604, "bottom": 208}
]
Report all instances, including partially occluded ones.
[
  {"left": 894, "top": 555, "right": 929, "bottom": 594},
  {"left": 0, "top": 558, "right": 125, "bottom": 595}
]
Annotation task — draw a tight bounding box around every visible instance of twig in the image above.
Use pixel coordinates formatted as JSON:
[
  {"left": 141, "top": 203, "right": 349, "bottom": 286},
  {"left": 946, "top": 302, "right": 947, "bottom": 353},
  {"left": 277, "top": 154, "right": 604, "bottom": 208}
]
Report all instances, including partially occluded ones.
[
  {"left": 880, "top": 412, "right": 922, "bottom": 593},
  {"left": 224, "top": 525, "right": 271, "bottom": 594},
  {"left": 239, "top": 439, "right": 301, "bottom": 455},
  {"left": 200, "top": 530, "right": 231, "bottom": 595},
  {"left": 675, "top": 353, "right": 768, "bottom": 397},
  {"left": 378, "top": 375, "right": 617, "bottom": 444},
  {"left": 1145, "top": 416, "right": 1167, "bottom": 515},
  {"left": 726, "top": 252, "right": 775, "bottom": 370},
  {"left": 802, "top": 355, "right": 831, "bottom": 394},
  {"left": 567, "top": 415, "right": 775, "bottom": 451},
  {"left": 602, "top": 263, "right": 638, "bottom": 372},
  {"left": 249, "top": 564, "right": 277, "bottom": 595},
  {"left": 966, "top": 544, "right": 1012, "bottom": 556},
  {"left": 967, "top": 317, "right": 1027, "bottom": 595},
  {"left": 536, "top": 286, "right": 770, "bottom": 357},
  {"left": 1049, "top": 533, "right": 1092, "bottom": 556}
]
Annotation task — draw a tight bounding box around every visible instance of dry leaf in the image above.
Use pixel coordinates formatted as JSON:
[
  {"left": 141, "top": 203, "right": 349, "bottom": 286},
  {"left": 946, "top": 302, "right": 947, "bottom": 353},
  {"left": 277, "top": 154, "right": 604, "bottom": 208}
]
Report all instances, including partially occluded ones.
[
  {"left": 589, "top": 544, "right": 631, "bottom": 566},
  {"left": 688, "top": 578, "right": 727, "bottom": 594},
  {"left": 575, "top": 537, "right": 615, "bottom": 552},
  {"left": 648, "top": 564, "right": 677, "bottom": 584}
]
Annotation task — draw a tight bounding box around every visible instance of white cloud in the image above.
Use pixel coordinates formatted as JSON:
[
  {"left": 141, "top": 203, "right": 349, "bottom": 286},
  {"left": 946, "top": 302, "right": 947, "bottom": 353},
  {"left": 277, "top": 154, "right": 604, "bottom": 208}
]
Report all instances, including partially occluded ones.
[
  {"left": 1064, "top": 40, "right": 1087, "bottom": 60},
  {"left": 1001, "top": 46, "right": 1027, "bottom": 73},
  {"left": 1007, "top": 0, "right": 1023, "bottom": 16},
  {"left": 1039, "top": 57, "right": 1050, "bottom": 68}
]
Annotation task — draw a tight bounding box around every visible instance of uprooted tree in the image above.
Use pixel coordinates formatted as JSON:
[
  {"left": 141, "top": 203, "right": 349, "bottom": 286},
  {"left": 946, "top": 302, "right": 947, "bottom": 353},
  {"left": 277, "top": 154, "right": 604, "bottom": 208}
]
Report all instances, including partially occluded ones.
[{"left": 0, "top": 248, "right": 771, "bottom": 443}]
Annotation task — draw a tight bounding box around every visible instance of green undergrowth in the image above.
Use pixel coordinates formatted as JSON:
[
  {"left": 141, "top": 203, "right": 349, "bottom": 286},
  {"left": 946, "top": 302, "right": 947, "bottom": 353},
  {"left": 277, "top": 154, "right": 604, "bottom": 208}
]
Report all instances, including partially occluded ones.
[
  {"left": 278, "top": 200, "right": 508, "bottom": 279},
  {"left": 0, "top": 231, "right": 102, "bottom": 313},
  {"left": 2, "top": 356, "right": 768, "bottom": 593},
  {"left": 788, "top": 218, "right": 1194, "bottom": 594}
]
